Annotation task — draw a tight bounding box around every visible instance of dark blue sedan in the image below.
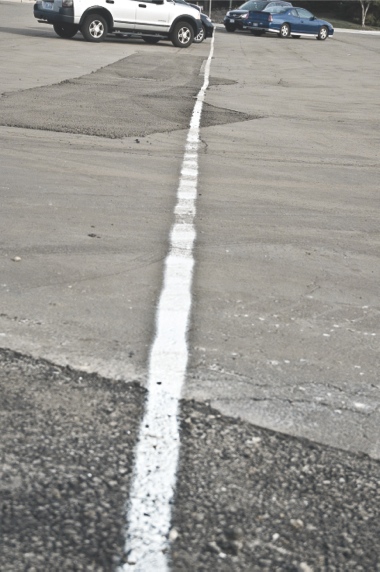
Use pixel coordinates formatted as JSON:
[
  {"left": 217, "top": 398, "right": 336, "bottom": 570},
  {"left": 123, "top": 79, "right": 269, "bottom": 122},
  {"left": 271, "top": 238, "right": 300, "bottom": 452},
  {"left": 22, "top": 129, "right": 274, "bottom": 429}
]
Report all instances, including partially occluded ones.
[{"left": 247, "top": 7, "right": 334, "bottom": 40}]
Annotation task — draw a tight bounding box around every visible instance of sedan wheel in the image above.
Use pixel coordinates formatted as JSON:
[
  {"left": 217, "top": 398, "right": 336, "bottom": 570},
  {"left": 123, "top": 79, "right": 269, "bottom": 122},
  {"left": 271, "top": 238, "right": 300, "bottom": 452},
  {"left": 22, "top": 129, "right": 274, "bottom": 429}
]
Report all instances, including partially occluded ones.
[
  {"left": 279, "top": 23, "right": 291, "bottom": 38},
  {"left": 317, "top": 26, "right": 328, "bottom": 41},
  {"left": 193, "top": 24, "right": 206, "bottom": 43},
  {"left": 81, "top": 14, "right": 108, "bottom": 42}
]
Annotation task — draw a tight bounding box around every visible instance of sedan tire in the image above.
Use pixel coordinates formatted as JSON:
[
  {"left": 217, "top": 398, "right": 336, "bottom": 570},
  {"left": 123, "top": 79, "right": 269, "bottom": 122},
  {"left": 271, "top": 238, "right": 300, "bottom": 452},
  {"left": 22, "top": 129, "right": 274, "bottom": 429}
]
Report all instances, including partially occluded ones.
[
  {"left": 279, "top": 23, "right": 291, "bottom": 38},
  {"left": 193, "top": 23, "right": 206, "bottom": 43},
  {"left": 225, "top": 24, "right": 236, "bottom": 32},
  {"left": 317, "top": 26, "right": 328, "bottom": 41},
  {"left": 171, "top": 21, "right": 194, "bottom": 48},
  {"left": 81, "top": 14, "right": 108, "bottom": 42}
]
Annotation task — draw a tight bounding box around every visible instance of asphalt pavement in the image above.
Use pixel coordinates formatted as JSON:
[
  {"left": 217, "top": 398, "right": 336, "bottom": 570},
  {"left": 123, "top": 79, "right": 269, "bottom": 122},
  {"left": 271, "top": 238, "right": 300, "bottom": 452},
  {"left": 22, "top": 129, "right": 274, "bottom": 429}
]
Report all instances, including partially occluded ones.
[
  {"left": 1, "top": 3, "right": 380, "bottom": 570},
  {"left": 2, "top": 348, "right": 380, "bottom": 571}
]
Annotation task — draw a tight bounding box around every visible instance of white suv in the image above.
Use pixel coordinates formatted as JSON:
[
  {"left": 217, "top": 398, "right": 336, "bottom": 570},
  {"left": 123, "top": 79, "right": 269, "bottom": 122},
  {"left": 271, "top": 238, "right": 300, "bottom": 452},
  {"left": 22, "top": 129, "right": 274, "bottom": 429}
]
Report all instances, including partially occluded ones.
[{"left": 34, "top": 0, "right": 202, "bottom": 47}]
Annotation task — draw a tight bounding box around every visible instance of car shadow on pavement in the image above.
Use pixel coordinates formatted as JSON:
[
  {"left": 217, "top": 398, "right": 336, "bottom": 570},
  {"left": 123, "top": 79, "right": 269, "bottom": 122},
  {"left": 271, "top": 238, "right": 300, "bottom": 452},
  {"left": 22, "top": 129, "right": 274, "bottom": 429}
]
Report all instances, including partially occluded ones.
[{"left": 0, "top": 25, "right": 196, "bottom": 47}]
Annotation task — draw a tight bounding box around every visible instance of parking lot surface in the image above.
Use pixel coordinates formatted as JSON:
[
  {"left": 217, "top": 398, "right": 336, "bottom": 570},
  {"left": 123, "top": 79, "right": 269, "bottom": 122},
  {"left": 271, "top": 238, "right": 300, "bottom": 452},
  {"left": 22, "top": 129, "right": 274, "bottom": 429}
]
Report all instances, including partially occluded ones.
[{"left": 1, "top": 4, "right": 380, "bottom": 570}]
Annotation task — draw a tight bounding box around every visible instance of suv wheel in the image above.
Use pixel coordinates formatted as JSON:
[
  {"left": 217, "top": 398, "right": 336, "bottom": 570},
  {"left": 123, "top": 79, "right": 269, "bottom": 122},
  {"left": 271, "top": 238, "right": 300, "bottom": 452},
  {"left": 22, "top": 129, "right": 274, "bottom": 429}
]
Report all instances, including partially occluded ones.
[
  {"left": 171, "top": 21, "right": 194, "bottom": 48},
  {"left": 53, "top": 23, "right": 78, "bottom": 38},
  {"left": 81, "top": 14, "right": 108, "bottom": 42},
  {"left": 225, "top": 23, "right": 236, "bottom": 32}
]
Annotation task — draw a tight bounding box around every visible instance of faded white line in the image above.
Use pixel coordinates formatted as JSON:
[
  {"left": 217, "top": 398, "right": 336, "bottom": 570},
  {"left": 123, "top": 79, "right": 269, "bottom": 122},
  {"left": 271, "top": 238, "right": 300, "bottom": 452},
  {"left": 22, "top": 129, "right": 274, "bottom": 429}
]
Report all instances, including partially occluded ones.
[{"left": 120, "top": 36, "right": 215, "bottom": 571}]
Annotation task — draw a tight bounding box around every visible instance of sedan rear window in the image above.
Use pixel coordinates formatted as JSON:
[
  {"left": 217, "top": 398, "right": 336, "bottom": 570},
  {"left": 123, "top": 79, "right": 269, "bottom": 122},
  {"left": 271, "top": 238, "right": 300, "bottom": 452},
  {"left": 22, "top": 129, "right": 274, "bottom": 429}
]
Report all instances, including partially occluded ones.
[
  {"left": 238, "top": 1, "right": 269, "bottom": 11},
  {"left": 263, "top": 5, "right": 287, "bottom": 13}
]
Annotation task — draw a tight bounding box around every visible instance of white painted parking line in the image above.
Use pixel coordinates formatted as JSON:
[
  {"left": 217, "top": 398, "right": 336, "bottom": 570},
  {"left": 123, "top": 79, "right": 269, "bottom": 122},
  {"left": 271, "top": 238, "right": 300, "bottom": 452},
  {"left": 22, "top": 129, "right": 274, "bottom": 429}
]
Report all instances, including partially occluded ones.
[
  {"left": 120, "top": 36, "right": 215, "bottom": 571},
  {"left": 334, "top": 28, "right": 380, "bottom": 35}
]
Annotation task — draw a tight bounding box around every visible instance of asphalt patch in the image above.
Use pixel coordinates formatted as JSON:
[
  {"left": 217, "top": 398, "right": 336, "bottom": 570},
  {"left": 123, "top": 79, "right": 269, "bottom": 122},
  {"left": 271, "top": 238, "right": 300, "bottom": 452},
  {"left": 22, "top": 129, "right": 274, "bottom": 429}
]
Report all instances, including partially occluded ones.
[
  {"left": 201, "top": 102, "right": 262, "bottom": 129},
  {"left": 0, "top": 54, "right": 255, "bottom": 138}
]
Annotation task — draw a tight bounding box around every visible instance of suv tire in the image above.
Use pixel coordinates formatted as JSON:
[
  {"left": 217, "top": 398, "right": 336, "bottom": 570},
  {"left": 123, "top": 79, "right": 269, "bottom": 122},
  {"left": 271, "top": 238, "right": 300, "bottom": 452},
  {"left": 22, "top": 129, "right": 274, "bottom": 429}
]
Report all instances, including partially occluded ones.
[
  {"left": 81, "top": 14, "right": 108, "bottom": 42},
  {"left": 171, "top": 21, "right": 194, "bottom": 48},
  {"left": 53, "top": 23, "right": 78, "bottom": 38}
]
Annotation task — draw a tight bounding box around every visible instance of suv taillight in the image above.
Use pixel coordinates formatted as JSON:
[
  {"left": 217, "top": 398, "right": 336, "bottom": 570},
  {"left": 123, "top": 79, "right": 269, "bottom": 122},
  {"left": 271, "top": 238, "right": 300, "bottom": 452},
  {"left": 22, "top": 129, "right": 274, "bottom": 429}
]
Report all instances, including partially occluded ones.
[{"left": 268, "top": 14, "right": 273, "bottom": 22}]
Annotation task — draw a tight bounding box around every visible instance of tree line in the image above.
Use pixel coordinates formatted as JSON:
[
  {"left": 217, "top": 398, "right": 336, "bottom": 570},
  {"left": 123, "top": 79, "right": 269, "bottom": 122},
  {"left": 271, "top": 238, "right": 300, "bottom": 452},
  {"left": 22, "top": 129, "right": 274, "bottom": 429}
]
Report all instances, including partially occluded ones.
[{"left": 295, "top": 1, "right": 380, "bottom": 28}]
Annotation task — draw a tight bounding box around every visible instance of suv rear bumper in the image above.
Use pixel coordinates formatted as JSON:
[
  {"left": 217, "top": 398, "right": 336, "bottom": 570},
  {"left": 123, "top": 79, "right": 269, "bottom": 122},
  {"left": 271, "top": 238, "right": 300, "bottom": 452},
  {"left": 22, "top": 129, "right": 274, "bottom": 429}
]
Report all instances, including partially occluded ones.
[{"left": 34, "top": 4, "right": 75, "bottom": 25}]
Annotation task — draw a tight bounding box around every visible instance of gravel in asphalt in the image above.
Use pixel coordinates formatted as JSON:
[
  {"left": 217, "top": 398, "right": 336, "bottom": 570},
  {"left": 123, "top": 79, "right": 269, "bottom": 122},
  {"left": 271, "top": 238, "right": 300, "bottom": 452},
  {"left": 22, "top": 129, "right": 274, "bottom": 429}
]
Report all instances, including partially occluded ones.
[
  {"left": 0, "top": 348, "right": 145, "bottom": 571},
  {"left": 172, "top": 401, "right": 380, "bottom": 571},
  {"left": 1, "top": 348, "right": 379, "bottom": 571}
]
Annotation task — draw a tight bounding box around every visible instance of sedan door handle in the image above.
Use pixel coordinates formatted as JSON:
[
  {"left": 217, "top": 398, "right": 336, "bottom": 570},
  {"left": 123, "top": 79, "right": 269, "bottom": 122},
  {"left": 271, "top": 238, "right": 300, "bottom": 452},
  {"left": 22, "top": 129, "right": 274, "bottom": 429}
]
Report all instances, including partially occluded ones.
[
  {"left": 139, "top": 3, "right": 147, "bottom": 6},
  {"left": 106, "top": 1, "right": 114, "bottom": 3}
]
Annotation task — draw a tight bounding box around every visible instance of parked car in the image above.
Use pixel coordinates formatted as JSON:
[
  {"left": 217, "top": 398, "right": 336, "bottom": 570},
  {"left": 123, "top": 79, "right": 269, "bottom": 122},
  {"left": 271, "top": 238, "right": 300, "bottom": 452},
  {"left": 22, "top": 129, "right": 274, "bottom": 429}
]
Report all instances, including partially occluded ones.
[
  {"left": 174, "top": 0, "right": 214, "bottom": 43},
  {"left": 194, "top": 11, "right": 214, "bottom": 42},
  {"left": 223, "top": 0, "right": 292, "bottom": 32},
  {"left": 33, "top": 0, "right": 202, "bottom": 47},
  {"left": 246, "top": 6, "right": 334, "bottom": 39}
]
